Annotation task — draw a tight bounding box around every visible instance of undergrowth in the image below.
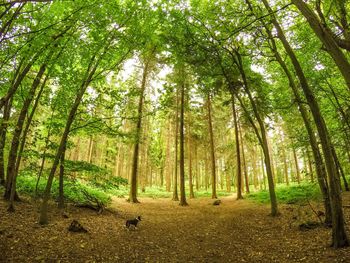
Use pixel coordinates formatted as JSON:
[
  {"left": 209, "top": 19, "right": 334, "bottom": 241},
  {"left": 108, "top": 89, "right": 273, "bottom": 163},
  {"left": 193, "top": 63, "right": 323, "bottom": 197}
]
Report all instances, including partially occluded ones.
[
  {"left": 246, "top": 182, "right": 322, "bottom": 204},
  {"left": 16, "top": 172, "right": 111, "bottom": 206}
]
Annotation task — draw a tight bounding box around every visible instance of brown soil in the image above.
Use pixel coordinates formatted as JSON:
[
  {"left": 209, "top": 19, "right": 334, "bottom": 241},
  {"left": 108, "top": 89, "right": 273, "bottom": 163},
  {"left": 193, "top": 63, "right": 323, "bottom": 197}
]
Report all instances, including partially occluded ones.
[{"left": 1, "top": 193, "right": 350, "bottom": 263}]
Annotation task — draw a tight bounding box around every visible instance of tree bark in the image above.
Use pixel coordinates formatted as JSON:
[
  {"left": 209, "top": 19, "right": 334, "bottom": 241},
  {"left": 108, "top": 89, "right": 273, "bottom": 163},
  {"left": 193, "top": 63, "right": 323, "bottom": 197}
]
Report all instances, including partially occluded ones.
[
  {"left": 231, "top": 94, "right": 243, "bottom": 199},
  {"left": 292, "top": 147, "right": 301, "bottom": 184},
  {"left": 187, "top": 115, "right": 194, "bottom": 198},
  {"left": 129, "top": 57, "right": 151, "bottom": 203},
  {"left": 239, "top": 123, "right": 249, "bottom": 193},
  {"left": 58, "top": 145, "right": 66, "bottom": 209},
  {"left": 172, "top": 88, "right": 179, "bottom": 201},
  {"left": 165, "top": 120, "right": 172, "bottom": 192},
  {"left": 207, "top": 93, "right": 217, "bottom": 199},
  {"left": 0, "top": 98, "right": 12, "bottom": 186},
  {"left": 282, "top": 144, "right": 289, "bottom": 186},
  {"left": 179, "top": 83, "right": 188, "bottom": 206}
]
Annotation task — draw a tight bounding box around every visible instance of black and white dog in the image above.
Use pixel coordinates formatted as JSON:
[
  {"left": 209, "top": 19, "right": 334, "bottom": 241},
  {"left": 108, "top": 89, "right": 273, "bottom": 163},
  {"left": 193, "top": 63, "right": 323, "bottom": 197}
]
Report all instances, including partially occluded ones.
[{"left": 125, "top": 216, "right": 141, "bottom": 230}]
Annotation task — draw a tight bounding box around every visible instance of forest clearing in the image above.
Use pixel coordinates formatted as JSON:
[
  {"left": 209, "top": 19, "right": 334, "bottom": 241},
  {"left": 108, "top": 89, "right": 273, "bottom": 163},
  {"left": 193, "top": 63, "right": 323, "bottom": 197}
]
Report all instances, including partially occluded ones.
[
  {"left": 1, "top": 0, "right": 350, "bottom": 261},
  {"left": 1, "top": 193, "right": 349, "bottom": 263}
]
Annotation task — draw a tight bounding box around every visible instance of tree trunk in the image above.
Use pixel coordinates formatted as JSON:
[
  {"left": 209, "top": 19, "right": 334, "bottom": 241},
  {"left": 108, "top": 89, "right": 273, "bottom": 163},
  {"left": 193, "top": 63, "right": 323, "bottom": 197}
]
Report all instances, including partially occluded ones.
[
  {"left": 282, "top": 144, "right": 289, "bottom": 186},
  {"left": 195, "top": 139, "right": 199, "bottom": 191},
  {"left": 0, "top": 97, "right": 12, "bottom": 186},
  {"left": 207, "top": 93, "right": 217, "bottom": 199},
  {"left": 231, "top": 94, "right": 243, "bottom": 199},
  {"left": 129, "top": 58, "right": 151, "bottom": 203},
  {"left": 292, "top": 147, "right": 301, "bottom": 184},
  {"left": 239, "top": 123, "right": 249, "bottom": 193},
  {"left": 306, "top": 149, "right": 314, "bottom": 183},
  {"left": 87, "top": 136, "right": 93, "bottom": 163},
  {"left": 58, "top": 145, "right": 66, "bottom": 209},
  {"left": 187, "top": 116, "right": 194, "bottom": 198},
  {"left": 179, "top": 83, "right": 188, "bottom": 206},
  {"left": 165, "top": 120, "right": 172, "bottom": 192},
  {"left": 332, "top": 146, "right": 349, "bottom": 191},
  {"left": 172, "top": 88, "right": 179, "bottom": 201}
]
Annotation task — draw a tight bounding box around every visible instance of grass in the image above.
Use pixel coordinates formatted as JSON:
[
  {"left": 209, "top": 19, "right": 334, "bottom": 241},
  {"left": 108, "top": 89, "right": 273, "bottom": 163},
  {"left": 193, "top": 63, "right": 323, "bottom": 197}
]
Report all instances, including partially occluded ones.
[{"left": 246, "top": 182, "right": 322, "bottom": 204}]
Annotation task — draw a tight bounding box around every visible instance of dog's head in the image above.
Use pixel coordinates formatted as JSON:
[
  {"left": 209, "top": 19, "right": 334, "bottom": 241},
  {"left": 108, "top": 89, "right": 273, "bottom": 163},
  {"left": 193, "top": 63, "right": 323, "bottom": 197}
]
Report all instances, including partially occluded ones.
[{"left": 137, "top": 216, "right": 141, "bottom": 221}]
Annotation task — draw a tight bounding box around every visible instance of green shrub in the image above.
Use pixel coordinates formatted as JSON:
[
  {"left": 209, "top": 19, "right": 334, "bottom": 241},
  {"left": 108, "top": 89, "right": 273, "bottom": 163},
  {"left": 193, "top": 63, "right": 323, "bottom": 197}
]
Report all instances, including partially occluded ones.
[{"left": 16, "top": 172, "right": 111, "bottom": 206}]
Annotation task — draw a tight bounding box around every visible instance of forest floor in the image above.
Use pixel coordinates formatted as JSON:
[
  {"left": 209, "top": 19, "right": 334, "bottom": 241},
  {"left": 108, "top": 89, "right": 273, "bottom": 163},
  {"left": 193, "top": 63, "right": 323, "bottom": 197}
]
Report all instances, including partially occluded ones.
[{"left": 1, "top": 192, "right": 350, "bottom": 263}]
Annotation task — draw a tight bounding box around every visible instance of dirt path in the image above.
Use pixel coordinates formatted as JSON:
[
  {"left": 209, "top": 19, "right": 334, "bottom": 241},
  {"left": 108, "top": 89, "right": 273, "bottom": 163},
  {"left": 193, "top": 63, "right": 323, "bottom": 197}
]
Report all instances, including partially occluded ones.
[{"left": 1, "top": 194, "right": 350, "bottom": 262}]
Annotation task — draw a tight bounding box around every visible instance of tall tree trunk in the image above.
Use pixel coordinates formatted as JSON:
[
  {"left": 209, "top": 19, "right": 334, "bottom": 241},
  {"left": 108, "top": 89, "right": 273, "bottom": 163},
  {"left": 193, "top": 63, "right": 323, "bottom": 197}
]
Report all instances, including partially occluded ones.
[
  {"left": 207, "top": 93, "right": 217, "bottom": 199},
  {"left": 0, "top": 98, "right": 12, "bottom": 186},
  {"left": 195, "top": 139, "right": 199, "bottom": 191},
  {"left": 231, "top": 94, "right": 243, "bottom": 199},
  {"left": 58, "top": 145, "right": 66, "bottom": 209},
  {"left": 179, "top": 83, "right": 188, "bottom": 206},
  {"left": 261, "top": 148, "right": 266, "bottom": 190},
  {"left": 282, "top": 144, "right": 289, "bottom": 186},
  {"left": 332, "top": 146, "right": 349, "bottom": 191},
  {"left": 129, "top": 58, "right": 151, "bottom": 203},
  {"left": 251, "top": 146, "right": 259, "bottom": 190},
  {"left": 306, "top": 149, "right": 314, "bottom": 183},
  {"left": 292, "top": 147, "right": 301, "bottom": 184},
  {"left": 87, "top": 136, "right": 93, "bottom": 163},
  {"left": 262, "top": 0, "right": 348, "bottom": 247},
  {"left": 172, "top": 88, "right": 179, "bottom": 201},
  {"left": 239, "top": 123, "right": 249, "bottom": 193},
  {"left": 165, "top": 120, "right": 172, "bottom": 192},
  {"left": 187, "top": 117, "right": 194, "bottom": 198}
]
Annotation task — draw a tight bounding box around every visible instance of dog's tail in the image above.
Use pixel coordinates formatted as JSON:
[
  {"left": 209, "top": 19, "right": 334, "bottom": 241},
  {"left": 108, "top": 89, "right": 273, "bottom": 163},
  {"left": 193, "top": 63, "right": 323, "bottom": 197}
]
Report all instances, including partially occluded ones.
[{"left": 125, "top": 221, "right": 129, "bottom": 228}]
